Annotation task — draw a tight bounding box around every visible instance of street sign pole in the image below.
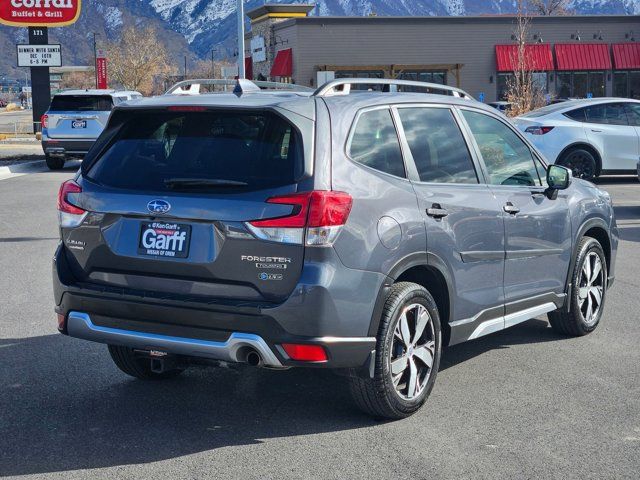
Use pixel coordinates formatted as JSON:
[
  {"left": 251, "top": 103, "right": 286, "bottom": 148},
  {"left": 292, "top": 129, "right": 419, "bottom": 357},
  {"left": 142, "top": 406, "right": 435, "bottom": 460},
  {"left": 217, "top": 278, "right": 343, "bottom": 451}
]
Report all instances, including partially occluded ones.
[
  {"left": 237, "top": 0, "right": 245, "bottom": 79},
  {"left": 28, "top": 26, "right": 50, "bottom": 134}
]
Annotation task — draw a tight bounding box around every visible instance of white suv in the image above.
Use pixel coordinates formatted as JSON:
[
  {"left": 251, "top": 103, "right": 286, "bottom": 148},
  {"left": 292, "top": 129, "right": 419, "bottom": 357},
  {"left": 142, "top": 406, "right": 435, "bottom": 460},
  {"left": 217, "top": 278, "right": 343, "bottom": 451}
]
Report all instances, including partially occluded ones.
[{"left": 514, "top": 98, "right": 640, "bottom": 180}]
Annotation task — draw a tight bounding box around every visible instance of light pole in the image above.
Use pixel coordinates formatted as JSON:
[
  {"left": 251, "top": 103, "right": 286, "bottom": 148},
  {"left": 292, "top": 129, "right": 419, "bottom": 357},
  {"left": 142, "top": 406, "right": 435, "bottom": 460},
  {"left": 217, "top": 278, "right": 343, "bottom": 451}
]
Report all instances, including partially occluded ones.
[
  {"left": 237, "top": 0, "right": 245, "bottom": 79},
  {"left": 92, "top": 32, "right": 99, "bottom": 89}
]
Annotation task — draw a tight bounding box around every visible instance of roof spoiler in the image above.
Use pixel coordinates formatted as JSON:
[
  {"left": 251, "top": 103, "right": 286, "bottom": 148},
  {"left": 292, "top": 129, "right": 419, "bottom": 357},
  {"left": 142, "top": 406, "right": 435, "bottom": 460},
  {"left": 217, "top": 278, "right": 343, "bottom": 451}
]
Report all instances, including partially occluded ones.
[
  {"left": 312, "top": 78, "right": 474, "bottom": 100},
  {"left": 164, "top": 78, "right": 314, "bottom": 96}
]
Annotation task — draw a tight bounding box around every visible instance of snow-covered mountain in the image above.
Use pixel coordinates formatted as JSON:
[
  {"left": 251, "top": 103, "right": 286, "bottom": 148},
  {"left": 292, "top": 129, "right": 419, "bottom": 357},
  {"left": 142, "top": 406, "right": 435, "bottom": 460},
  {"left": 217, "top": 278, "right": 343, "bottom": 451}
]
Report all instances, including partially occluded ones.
[
  {"left": 141, "top": 0, "right": 640, "bottom": 57},
  {"left": 0, "top": 0, "right": 638, "bottom": 77}
]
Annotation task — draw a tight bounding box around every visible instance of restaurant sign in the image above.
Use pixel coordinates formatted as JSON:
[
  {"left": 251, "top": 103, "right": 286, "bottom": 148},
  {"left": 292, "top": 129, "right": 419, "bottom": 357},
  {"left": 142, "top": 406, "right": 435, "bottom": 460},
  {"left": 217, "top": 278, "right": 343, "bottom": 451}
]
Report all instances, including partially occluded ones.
[{"left": 0, "top": 0, "right": 82, "bottom": 27}]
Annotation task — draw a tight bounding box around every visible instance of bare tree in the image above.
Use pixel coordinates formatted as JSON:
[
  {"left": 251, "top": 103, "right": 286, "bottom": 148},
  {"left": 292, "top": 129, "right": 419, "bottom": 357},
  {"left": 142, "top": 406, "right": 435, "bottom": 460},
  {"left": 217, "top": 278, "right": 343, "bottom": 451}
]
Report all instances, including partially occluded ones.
[
  {"left": 528, "top": 0, "right": 572, "bottom": 16},
  {"left": 59, "top": 71, "right": 94, "bottom": 90},
  {"left": 106, "top": 25, "right": 174, "bottom": 95},
  {"left": 505, "top": 0, "right": 547, "bottom": 116}
]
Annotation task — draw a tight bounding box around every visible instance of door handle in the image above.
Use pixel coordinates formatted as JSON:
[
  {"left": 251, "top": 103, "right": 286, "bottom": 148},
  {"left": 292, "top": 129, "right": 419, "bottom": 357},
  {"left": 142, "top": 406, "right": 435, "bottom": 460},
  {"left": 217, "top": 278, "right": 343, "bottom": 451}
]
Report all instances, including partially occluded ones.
[
  {"left": 426, "top": 203, "right": 449, "bottom": 219},
  {"left": 503, "top": 202, "right": 520, "bottom": 215},
  {"left": 590, "top": 129, "right": 603, "bottom": 133}
]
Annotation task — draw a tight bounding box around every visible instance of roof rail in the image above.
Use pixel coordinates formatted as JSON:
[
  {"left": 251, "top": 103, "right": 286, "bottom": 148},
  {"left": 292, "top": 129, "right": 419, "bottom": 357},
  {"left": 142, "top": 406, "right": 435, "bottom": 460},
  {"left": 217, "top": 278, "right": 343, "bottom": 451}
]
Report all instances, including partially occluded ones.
[
  {"left": 164, "top": 78, "right": 314, "bottom": 95},
  {"left": 313, "top": 78, "right": 474, "bottom": 100}
]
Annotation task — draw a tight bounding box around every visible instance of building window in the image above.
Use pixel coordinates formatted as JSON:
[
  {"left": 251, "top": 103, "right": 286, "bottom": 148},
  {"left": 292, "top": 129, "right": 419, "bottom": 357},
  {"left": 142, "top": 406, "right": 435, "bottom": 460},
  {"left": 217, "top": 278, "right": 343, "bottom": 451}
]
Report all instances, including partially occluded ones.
[
  {"left": 497, "top": 72, "right": 548, "bottom": 101},
  {"left": 334, "top": 70, "right": 385, "bottom": 90},
  {"left": 397, "top": 71, "right": 447, "bottom": 85},
  {"left": 613, "top": 71, "right": 640, "bottom": 99},
  {"left": 556, "top": 72, "right": 606, "bottom": 98}
]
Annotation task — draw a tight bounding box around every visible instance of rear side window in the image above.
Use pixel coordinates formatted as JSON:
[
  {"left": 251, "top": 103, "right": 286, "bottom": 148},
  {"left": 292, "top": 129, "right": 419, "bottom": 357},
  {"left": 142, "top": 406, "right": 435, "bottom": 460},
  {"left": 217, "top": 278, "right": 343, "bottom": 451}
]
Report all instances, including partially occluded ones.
[
  {"left": 49, "top": 95, "right": 114, "bottom": 112},
  {"left": 348, "top": 108, "right": 405, "bottom": 178},
  {"left": 398, "top": 107, "right": 478, "bottom": 184},
  {"left": 564, "top": 108, "right": 586, "bottom": 122},
  {"left": 85, "top": 111, "right": 303, "bottom": 192}
]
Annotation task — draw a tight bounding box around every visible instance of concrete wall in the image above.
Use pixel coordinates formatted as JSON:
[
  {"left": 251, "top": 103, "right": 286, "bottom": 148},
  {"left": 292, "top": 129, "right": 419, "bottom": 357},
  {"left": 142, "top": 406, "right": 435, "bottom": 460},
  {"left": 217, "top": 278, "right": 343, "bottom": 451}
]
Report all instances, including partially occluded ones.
[{"left": 271, "top": 15, "right": 639, "bottom": 102}]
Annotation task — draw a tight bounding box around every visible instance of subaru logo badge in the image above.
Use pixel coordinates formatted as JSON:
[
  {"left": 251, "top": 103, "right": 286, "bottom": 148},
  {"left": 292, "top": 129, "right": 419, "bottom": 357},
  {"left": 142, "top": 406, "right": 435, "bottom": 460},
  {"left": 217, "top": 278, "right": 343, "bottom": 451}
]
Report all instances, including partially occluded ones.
[{"left": 147, "top": 199, "right": 171, "bottom": 214}]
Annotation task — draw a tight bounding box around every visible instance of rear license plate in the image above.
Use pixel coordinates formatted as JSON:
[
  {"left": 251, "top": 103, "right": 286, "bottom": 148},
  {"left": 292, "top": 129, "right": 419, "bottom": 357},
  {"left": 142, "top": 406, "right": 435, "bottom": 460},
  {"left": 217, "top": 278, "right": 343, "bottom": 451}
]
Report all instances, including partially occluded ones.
[
  {"left": 72, "top": 120, "right": 87, "bottom": 129},
  {"left": 138, "top": 222, "right": 191, "bottom": 258}
]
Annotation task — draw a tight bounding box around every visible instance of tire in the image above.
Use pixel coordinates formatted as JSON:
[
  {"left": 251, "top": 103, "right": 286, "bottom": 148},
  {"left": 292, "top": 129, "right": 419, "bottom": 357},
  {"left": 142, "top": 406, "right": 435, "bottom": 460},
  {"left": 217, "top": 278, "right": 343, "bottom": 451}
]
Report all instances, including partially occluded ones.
[
  {"left": 45, "top": 154, "right": 65, "bottom": 170},
  {"left": 557, "top": 148, "right": 597, "bottom": 181},
  {"left": 108, "top": 345, "right": 184, "bottom": 380},
  {"left": 548, "top": 237, "right": 607, "bottom": 336},
  {"left": 349, "top": 282, "right": 442, "bottom": 419}
]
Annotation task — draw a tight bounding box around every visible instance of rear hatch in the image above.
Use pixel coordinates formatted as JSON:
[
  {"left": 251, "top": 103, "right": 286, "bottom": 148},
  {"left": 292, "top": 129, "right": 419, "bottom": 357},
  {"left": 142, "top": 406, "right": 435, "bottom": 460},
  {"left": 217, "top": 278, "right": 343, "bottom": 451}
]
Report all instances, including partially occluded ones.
[
  {"left": 59, "top": 106, "right": 314, "bottom": 304},
  {"left": 46, "top": 95, "right": 113, "bottom": 139}
]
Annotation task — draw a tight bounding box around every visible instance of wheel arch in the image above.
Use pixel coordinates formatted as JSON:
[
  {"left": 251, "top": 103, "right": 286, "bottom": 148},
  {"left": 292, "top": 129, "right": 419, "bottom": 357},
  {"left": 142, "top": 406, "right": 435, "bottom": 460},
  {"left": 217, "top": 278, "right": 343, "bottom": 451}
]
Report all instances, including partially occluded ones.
[
  {"left": 368, "top": 253, "right": 454, "bottom": 346},
  {"left": 564, "top": 217, "right": 612, "bottom": 310},
  {"left": 556, "top": 142, "right": 603, "bottom": 177}
]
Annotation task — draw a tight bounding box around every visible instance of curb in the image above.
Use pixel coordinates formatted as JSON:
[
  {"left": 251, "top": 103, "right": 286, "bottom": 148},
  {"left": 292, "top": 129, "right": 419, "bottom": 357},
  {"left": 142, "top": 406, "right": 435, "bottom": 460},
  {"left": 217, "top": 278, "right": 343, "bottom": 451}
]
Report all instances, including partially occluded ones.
[{"left": 0, "top": 159, "right": 45, "bottom": 176}]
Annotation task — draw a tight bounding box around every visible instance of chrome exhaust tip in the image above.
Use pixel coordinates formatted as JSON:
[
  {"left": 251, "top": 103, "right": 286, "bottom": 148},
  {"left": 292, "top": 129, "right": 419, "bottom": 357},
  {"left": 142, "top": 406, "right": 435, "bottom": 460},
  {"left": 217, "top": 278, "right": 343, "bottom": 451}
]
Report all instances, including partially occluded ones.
[{"left": 245, "top": 350, "right": 263, "bottom": 367}]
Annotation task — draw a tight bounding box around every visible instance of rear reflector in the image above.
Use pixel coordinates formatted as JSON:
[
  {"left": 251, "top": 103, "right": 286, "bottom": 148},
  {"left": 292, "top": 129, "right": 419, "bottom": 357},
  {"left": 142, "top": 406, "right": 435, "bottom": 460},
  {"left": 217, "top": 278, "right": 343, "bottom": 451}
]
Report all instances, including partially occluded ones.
[
  {"left": 281, "top": 344, "right": 328, "bottom": 362},
  {"left": 57, "top": 313, "right": 66, "bottom": 332},
  {"left": 248, "top": 191, "right": 353, "bottom": 246}
]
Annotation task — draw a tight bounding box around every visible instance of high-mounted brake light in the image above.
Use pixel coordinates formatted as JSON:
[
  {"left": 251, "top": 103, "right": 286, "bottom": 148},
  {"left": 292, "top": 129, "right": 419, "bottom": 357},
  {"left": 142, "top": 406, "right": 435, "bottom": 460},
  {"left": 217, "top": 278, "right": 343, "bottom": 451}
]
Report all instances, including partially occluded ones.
[
  {"left": 246, "top": 191, "right": 353, "bottom": 246},
  {"left": 57, "top": 180, "right": 87, "bottom": 227},
  {"left": 525, "top": 126, "right": 554, "bottom": 135},
  {"left": 167, "top": 106, "right": 207, "bottom": 112},
  {"left": 281, "top": 343, "right": 328, "bottom": 362},
  {"left": 40, "top": 114, "right": 48, "bottom": 129}
]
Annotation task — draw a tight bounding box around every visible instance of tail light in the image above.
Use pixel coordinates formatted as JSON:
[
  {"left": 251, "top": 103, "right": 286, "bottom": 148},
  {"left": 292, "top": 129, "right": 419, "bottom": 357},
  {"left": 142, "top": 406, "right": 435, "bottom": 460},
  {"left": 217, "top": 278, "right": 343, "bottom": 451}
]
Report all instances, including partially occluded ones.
[
  {"left": 57, "top": 180, "right": 87, "bottom": 227},
  {"left": 525, "top": 126, "right": 554, "bottom": 135},
  {"left": 40, "top": 114, "right": 48, "bottom": 129},
  {"left": 247, "top": 191, "right": 353, "bottom": 246},
  {"left": 281, "top": 343, "right": 327, "bottom": 362}
]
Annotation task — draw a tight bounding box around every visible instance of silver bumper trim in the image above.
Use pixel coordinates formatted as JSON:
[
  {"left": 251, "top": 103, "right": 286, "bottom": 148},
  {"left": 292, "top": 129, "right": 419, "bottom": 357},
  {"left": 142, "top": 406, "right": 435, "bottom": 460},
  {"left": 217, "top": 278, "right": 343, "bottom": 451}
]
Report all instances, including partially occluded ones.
[{"left": 66, "top": 311, "right": 283, "bottom": 367}]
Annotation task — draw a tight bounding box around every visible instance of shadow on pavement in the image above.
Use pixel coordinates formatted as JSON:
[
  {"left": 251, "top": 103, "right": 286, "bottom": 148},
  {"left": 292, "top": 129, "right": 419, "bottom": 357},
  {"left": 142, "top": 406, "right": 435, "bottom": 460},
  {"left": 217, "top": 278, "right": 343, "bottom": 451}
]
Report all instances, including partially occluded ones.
[{"left": 0, "top": 317, "right": 564, "bottom": 476}]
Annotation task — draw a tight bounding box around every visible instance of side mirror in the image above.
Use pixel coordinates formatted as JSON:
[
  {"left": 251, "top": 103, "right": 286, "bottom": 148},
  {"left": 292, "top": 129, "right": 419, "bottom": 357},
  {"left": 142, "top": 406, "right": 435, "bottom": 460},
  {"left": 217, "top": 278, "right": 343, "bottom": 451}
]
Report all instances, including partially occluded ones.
[{"left": 547, "top": 165, "right": 572, "bottom": 195}]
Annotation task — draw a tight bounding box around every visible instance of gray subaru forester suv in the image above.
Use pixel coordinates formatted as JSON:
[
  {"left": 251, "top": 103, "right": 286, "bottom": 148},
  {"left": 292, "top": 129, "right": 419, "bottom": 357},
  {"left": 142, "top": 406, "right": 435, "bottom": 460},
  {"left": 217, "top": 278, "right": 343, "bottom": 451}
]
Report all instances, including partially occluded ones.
[{"left": 53, "top": 79, "right": 618, "bottom": 419}]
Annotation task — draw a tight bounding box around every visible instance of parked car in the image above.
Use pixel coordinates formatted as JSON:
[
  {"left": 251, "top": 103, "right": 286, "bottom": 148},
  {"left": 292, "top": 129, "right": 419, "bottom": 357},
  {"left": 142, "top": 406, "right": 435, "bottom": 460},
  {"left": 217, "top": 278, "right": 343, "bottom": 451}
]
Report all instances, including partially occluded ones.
[
  {"left": 0, "top": 98, "right": 7, "bottom": 108},
  {"left": 488, "top": 101, "right": 513, "bottom": 113},
  {"left": 41, "top": 89, "right": 142, "bottom": 170},
  {"left": 514, "top": 98, "right": 640, "bottom": 180},
  {"left": 53, "top": 78, "right": 618, "bottom": 419}
]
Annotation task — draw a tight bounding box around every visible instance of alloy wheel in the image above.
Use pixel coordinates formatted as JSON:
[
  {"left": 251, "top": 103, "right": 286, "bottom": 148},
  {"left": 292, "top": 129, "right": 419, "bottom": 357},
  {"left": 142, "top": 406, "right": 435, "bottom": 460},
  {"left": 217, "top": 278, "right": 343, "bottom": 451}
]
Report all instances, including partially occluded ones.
[
  {"left": 578, "top": 252, "right": 605, "bottom": 326},
  {"left": 390, "top": 303, "right": 436, "bottom": 400},
  {"left": 565, "top": 152, "right": 595, "bottom": 179}
]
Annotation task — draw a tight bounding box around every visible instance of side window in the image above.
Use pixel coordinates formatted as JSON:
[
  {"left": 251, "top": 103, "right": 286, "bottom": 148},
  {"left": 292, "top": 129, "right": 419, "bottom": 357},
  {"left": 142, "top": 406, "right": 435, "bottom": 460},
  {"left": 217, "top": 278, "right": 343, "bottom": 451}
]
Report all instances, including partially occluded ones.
[
  {"left": 625, "top": 103, "right": 640, "bottom": 127},
  {"left": 462, "top": 110, "right": 541, "bottom": 187},
  {"left": 349, "top": 108, "right": 405, "bottom": 178},
  {"left": 564, "top": 108, "right": 586, "bottom": 122},
  {"left": 398, "top": 107, "right": 478, "bottom": 184},
  {"left": 584, "top": 103, "right": 629, "bottom": 126},
  {"left": 533, "top": 156, "right": 548, "bottom": 187}
]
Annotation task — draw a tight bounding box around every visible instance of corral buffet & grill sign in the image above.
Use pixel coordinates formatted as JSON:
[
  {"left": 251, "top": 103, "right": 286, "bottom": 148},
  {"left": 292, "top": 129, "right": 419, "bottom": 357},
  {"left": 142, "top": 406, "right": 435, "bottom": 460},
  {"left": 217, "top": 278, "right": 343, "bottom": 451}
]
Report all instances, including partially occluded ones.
[{"left": 0, "top": 0, "right": 81, "bottom": 27}]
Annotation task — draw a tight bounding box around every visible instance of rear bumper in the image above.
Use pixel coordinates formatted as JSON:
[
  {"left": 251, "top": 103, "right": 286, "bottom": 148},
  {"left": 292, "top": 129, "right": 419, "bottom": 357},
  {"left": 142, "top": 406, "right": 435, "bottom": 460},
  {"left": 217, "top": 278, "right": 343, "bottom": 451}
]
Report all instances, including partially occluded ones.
[
  {"left": 53, "top": 245, "right": 381, "bottom": 369},
  {"left": 42, "top": 138, "right": 96, "bottom": 157},
  {"left": 67, "top": 311, "right": 284, "bottom": 367}
]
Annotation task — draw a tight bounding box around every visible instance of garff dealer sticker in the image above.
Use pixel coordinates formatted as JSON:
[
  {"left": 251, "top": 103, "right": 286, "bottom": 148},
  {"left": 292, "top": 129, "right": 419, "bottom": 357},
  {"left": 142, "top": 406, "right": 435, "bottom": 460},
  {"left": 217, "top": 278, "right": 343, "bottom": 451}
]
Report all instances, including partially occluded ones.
[{"left": 0, "top": 0, "right": 82, "bottom": 27}]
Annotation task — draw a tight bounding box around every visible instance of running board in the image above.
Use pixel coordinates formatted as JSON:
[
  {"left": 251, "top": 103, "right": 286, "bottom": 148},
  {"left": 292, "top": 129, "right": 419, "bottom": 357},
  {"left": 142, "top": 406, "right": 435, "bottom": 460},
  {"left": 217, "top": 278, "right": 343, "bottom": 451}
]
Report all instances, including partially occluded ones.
[{"left": 469, "top": 302, "right": 557, "bottom": 340}]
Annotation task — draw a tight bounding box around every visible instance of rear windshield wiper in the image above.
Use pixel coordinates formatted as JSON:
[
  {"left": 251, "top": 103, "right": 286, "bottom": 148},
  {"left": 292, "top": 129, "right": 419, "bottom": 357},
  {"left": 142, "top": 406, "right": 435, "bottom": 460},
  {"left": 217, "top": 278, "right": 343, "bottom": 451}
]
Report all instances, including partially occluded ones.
[{"left": 164, "top": 178, "right": 249, "bottom": 189}]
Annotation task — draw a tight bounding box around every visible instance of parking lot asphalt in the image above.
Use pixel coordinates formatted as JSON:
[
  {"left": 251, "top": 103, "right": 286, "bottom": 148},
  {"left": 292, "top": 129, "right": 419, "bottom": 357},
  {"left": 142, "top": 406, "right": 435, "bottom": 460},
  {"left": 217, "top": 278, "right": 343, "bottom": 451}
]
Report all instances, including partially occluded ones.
[{"left": 0, "top": 163, "right": 638, "bottom": 480}]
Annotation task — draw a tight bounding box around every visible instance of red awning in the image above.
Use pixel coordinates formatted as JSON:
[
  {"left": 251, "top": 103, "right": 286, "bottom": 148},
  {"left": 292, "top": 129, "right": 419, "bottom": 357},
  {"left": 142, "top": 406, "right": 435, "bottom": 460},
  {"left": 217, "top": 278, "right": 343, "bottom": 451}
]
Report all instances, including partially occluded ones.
[
  {"left": 270, "top": 48, "right": 293, "bottom": 77},
  {"left": 495, "top": 44, "right": 554, "bottom": 72},
  {"left": 555, "top": 43, "right": 611, "bottom": 71},
  {"left": 612, "top": 43, "right": 640, "bottom": 69}
]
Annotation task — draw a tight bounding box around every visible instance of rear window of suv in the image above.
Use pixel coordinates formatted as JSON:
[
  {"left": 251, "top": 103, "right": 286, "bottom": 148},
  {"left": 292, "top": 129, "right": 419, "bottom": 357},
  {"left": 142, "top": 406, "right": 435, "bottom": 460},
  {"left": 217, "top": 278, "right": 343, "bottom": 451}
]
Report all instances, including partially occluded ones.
[
  {"left": 85, "top": 110, "right": 303, "bottom": 192},
  {"left": 50, "top": 95, "right": 114, "bottom": 112}
]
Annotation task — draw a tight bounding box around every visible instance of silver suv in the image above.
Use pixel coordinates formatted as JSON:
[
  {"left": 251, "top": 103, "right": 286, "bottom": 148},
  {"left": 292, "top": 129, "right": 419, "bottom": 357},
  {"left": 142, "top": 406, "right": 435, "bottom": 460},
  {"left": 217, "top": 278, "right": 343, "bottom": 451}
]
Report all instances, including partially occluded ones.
[
  {"left": 53, "top": 79, "right": 618, "bottom": 419},
  {"left": 42, "top": 89, "right": 142, "bottom": 170}
]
